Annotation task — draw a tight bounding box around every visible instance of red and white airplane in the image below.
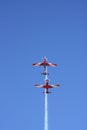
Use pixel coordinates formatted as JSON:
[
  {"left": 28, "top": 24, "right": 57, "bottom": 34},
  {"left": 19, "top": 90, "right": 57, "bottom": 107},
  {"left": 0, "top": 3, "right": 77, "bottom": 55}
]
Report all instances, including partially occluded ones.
[
  {"left": 34, "top": 79, "right": 60, "bottom": 94},
  {"left": 32, "top": 57, "right": 57, "bottom": 75}
]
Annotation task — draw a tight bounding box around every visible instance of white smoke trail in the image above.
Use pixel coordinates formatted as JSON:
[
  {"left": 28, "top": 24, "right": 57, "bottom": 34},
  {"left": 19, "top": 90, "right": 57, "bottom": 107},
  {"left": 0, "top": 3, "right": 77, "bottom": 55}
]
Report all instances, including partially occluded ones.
[
  {"left": 44, "top": 92, "right": 48, "bottom": 130},
  {"left": 44, "top": 66, "right": 48, "bottom": 130}
]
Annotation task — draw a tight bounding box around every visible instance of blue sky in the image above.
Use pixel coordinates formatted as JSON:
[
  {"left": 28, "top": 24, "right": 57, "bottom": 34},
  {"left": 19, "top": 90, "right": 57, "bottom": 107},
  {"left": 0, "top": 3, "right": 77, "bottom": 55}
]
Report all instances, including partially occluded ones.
[{"left": 0, "top": 0, "right": 87, "bottom": 130}]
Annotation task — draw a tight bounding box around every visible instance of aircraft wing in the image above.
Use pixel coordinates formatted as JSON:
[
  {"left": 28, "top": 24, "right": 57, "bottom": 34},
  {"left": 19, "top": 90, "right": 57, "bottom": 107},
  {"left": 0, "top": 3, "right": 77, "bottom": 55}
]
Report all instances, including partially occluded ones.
[
  {"left": 49, "top": 84, "right": 60, "bottom": 88},
  {"left": 34, "top": 84, "right": 45, "bottom": 88},
  {"left": 33, "top": 62, "right": 57, "bottom": 66},
  {"left": 32, "top": 62, "right": 43, "bottom": 66},
  {"left": 46, "top": 62, "right": 57, "bottom": 66}
]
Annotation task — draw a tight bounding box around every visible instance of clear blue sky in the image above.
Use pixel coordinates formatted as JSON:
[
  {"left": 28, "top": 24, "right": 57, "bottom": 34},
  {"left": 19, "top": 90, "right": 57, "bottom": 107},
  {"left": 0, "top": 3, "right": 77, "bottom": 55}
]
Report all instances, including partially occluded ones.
[{"left": 0, "top": 0, "right": 87, "bottom": 130}]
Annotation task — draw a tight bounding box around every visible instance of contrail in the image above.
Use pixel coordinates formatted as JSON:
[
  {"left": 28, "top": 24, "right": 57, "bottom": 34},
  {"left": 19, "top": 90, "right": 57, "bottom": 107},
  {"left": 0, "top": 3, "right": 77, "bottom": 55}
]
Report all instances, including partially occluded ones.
[{"left": 44, "top": 92, "right": 48, "bottom": 130}]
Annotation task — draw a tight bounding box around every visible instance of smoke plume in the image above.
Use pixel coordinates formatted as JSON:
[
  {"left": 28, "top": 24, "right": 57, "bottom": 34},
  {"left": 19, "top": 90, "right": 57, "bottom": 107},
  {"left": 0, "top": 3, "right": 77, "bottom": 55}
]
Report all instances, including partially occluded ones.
[{"left": 44, "top": 93, "right": 48, "bottom": 130}]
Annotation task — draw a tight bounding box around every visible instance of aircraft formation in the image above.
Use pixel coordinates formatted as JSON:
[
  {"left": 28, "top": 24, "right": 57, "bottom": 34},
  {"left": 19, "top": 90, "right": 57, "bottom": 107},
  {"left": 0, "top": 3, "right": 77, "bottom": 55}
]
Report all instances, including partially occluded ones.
[{"left": 32, "top": 57, "right": 60, "bottom": 94}]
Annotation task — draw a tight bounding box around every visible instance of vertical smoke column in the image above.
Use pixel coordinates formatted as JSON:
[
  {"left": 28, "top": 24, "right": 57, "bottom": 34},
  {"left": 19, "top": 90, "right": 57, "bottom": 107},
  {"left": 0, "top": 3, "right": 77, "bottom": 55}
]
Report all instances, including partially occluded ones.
[
  {"left": 44, "top": 66, "right": 48, "bottom": 130},
  {"left": 44, "top": 93, "right": 48, "bottom": 130}
]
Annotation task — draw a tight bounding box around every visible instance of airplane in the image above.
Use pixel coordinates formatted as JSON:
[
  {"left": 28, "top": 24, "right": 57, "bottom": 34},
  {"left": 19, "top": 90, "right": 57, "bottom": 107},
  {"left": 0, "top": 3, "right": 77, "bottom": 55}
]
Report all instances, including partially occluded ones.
[
  {"left": 32, "top": 57, "right": 57, "bottom": 75},
  {"left": 34, "top": 79, "right": 60, "bottom": 94}
]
